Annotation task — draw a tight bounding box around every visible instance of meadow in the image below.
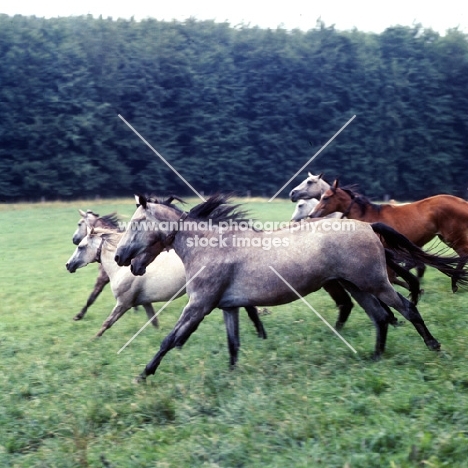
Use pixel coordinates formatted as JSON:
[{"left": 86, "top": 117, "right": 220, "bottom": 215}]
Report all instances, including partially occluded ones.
[{"left": 1, "top": 198, "right": 468, "bottom": 467}]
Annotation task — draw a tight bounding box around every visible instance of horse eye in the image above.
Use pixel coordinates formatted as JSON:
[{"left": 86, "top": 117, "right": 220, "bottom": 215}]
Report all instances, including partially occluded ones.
[{"left": 307, "top": 180, "right": 312, "bottom": 185}]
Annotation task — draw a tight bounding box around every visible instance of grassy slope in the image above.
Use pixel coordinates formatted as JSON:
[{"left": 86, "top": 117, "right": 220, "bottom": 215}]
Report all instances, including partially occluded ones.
[{"left": 0, "top": 199, "right": 468, "bottom": 467}]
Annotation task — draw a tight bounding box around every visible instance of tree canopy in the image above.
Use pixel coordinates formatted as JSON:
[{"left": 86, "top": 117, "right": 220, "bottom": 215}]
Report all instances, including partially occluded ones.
[{"left": 1, "top": 14, "right": 467, "bottom": 201}]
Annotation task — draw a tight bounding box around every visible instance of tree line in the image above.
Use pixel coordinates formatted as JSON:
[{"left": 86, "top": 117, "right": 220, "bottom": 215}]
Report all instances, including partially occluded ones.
[{"left": 1, "top": 14, "right": 467, "bottom": 201}]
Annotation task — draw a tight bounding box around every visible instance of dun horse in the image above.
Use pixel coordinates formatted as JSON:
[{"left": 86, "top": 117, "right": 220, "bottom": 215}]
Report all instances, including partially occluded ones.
[
  {"left": 114, "top": 194, "right": 466, "bottom": 381},
  {"left": 67, "top": 229, "right": 185, "bottom": 335},
  {"left": 310, "top": 180, "right": 468, "bottom": 292}
]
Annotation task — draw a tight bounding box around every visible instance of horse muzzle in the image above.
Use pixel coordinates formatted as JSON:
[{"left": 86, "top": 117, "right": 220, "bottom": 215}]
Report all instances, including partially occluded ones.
[
  {"left": 130, "top": 261, "right": 146, "bottom": 276},
  {"left": 66, "top": 262, "right": 77, "bottom": 273},
  {"left": 114, "top": 248, "right": 132, "bottom": 267}
]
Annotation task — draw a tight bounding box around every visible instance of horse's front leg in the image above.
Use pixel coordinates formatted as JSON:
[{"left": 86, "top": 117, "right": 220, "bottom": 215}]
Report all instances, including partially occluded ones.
[
  {"left": 223, "top": 307, "right": 240, "bottom": 367},
  {"left": 322, "top": 280, "right": 354, "bottom": 330},
  {"left": 137, "top": 300, "right": 215, "bottom": 382},
  {"left": 74, "top": 266, "right": 110, "bottom": 320},
  {"left": 95, "top": 302, "right": 129, "bottom": 337},
  {"left": 142, "top": 303, "right": 159, "bottom": 328}
]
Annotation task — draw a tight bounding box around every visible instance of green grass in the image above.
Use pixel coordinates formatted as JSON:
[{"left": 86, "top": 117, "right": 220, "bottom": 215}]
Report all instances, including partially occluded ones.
[{"left": 1, "top": 198, "right": 468, "bottom": 467}]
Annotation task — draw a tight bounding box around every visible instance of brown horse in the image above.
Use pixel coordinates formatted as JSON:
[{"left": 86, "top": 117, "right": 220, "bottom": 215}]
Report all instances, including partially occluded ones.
[{"left": 310, "top": 180, "right": 468, "bottom": 292}]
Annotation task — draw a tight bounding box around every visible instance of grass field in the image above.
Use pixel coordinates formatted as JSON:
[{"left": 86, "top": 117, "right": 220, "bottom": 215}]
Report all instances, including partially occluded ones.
[{"left": 1, "top": 198, "right": 468, "bottom": 467}]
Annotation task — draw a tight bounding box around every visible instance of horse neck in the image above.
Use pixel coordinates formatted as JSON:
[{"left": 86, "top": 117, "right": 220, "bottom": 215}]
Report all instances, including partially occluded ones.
[
  {"left": 99, "top": 236, "right": 122, "bottom": 279},
  {"left": 318, "top": 179, "right": 331, "bottom": 196},
  {"left": 336, "top": 190, "right": 373, "bottom": 220}
]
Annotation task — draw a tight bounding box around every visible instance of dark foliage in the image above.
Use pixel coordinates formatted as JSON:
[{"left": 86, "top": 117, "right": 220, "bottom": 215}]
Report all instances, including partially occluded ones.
[{"left": 1, "top": 15, "right": 467, "bottom": 201}]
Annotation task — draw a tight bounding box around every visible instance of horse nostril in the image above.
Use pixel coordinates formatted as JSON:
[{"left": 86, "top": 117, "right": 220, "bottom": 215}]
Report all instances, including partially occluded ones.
[{"left": 114, "top": 254, "right": 120, "bottom": 264}]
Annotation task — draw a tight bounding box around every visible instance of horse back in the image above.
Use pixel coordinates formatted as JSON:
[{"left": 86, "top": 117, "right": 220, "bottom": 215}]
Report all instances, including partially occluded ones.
[{"left": 378, "top": 195, "right": 468, "bottom": 247}]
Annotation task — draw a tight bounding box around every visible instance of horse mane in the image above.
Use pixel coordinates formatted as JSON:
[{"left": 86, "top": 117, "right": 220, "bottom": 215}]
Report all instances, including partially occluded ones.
[
  {"left": 339, "top": 185, "right": 382, "bottom": 216},
  {"left": 96, "top": 213, "right": 122, "bottom": 231},
  {"left": 188, "top": 193, "right": 251, "bottom": 225},
  {"left": 90, "top": 228, "right": 122, "bottom": 248},
  {"left": 143, "top": 193, "right": 252, "bottom": 225}
]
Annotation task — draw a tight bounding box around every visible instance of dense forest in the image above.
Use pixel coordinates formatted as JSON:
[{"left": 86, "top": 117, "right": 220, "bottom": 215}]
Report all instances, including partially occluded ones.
[{"left": 1, "top": 14, "right": 468, "bottom": 201}]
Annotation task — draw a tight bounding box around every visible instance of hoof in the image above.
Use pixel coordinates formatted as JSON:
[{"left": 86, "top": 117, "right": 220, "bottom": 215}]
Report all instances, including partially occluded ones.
[
  {"left": 133, "top": 373, "right": 147, "bottom": 384},
  {"left": 335, "top": 321, "right": 345, "bottom": 331},
  {"left": 73, "top": 315, "right": 84, "bottom": 321},
  {"left": 372, "top": 352, "right": 383, "bottom": 362},
  {"left": 391, "top": 320, "right": 405, "bottom": 328},
  {"left": 426, "top": 340, "right": 441, "bottom": 351}
]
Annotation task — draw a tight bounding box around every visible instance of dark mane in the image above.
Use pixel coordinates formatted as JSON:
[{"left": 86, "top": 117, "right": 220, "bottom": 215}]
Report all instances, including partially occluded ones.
[
  {"left": 188, "top": 194, "right": 251, "bottom": 224},
  {"left": 340, "top": 185, "right": 382, "bottom": 216},
  {"left": 96, "top": 213, "right": 122, "bottom": 231}
]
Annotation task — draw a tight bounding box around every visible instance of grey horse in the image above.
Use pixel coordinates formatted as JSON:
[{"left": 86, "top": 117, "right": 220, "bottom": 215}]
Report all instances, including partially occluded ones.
[{"left": 113, "top": 194, "right": 458, "bottom": 382}]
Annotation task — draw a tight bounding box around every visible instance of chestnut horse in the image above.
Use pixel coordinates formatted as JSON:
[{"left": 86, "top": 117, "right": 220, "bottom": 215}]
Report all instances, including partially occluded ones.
[{"left": 310, "top": 180, "right": 468, "bottom": 292}]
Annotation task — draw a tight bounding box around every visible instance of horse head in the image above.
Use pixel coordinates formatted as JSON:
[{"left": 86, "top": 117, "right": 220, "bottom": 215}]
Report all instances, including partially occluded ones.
[
  {"left": 73, "top": 209, "right": 100, "bottom": 245},
  {"left": 289, "top": 172, "right": 330, "bottom": 202},
  {"left": 115, "top": 195, "right": 184, "bottom": 267},
  {"left": 66, "top": 228, "right": 104, "bottom": 273}
]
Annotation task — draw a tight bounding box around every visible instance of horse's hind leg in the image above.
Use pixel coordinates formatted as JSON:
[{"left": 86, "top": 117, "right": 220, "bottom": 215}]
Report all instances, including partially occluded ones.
[
  {"left": 244, "top": 305, "right": 267, "bottom": 339},
  {"left": 142, "top": 303, "right": 159, "bottom": 328},
  {"left": 74, "top": 265, "right": 110, "bottom": 321},
  {"left": 379, "top": 290, "right": 440, "bottom": 351},
  {"left": 223, "top": 307, "right": 240, "bottom": 367},
  {"left": 322, "top": 280, "right": 354, "bottom": 330},
  {"left": 452, "top": 256, "right": 467, "bottom": 293},
  {"left": 339, "top": 281, "right": 391, "bottom": 359}
]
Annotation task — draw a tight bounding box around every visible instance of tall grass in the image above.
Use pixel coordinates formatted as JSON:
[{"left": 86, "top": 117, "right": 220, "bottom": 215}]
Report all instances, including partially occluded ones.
[{"left": 1, "top": 198, "right": 468, "bottom": 467}]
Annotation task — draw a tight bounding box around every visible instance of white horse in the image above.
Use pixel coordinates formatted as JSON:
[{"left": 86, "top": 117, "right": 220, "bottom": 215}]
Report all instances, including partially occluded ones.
[
  {"left": 290, "top": 198, "right": 342, "bottom": 221},
  {"left": 290, "top": 172, "right": 331, "bottom": 202},
  {"left": 290, "top": 173, "right": 341, "bottom": 220},
  {"left": 66, "top": 229, "right": 186, "bottom": 336}
]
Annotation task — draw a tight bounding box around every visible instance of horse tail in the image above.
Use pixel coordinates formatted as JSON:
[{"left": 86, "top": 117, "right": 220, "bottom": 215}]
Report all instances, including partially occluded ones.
[
  {"left": 384, "top": 249, "right": 421, "bottom": 304},
  {"left": 371, "top": 222, "right": 468, "bottom": 289}
]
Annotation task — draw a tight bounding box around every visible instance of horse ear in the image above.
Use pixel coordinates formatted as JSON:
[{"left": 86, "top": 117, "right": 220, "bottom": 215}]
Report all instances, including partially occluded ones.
[
  {"left": 78, "top": 209, "right": 86, "bottom": 217},
  {"left": 134, "top": 194, "right": 147, "bottom": 208},
  {"left": 139, "top": 195, "right": 148, "bottom": 209},
  {"left": 333, "top": 179, "right": 339, "bottom": 189},
  {"left": 318, "top": 173, "right": 323, "bottom": 179},
  {"left": 308, "top": 172, "right": 313, "bottom": 177}
]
